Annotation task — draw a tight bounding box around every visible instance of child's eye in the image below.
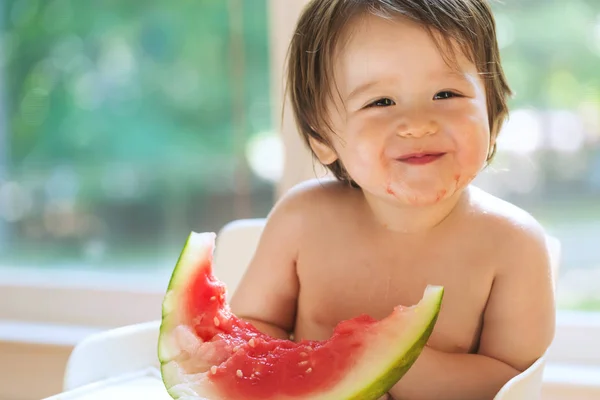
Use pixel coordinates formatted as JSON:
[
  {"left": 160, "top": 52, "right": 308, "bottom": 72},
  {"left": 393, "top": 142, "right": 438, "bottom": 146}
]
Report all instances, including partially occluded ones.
[
  {"left": 433, "top": 91, "right": 461, "bottom": 100},
  {"left": 368, "top": 98, "right": 395, "bottom": 107}
]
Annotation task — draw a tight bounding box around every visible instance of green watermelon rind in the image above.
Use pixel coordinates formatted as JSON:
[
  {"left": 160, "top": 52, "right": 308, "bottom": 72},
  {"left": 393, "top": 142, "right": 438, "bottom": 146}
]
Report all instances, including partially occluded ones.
[
  {"left": 158, "top": 231, "right": 216, "bottom": 365},
  {"left": 338, "top": 286, "right": 442, "bottom": 400},
  {"left": 158, "top": 231, "right": 443, "bottom": 400}
]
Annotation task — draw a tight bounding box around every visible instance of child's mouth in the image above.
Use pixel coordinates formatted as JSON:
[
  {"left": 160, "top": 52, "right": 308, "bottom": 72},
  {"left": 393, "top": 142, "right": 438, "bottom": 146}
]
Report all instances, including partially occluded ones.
[{"left": 396, "top": 152, "right": 445, "bottom": 165}]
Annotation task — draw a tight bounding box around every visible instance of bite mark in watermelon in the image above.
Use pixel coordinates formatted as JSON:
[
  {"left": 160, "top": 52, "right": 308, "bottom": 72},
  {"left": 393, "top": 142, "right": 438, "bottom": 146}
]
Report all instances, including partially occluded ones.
[{"left": 158, "top": 232, "right": 444, "bottom": 400}]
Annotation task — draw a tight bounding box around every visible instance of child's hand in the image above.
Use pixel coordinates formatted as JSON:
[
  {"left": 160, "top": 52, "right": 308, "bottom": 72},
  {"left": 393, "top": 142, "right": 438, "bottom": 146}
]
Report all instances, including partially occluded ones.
[{"left": 378, "top": 394, "right": 391, "bottom": 400}]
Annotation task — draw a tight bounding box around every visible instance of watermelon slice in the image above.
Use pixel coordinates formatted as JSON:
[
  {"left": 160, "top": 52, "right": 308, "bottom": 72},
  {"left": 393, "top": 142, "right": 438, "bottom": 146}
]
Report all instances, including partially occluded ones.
[{"left": 158, "top": 231, "right": 444, "bottom": 400}]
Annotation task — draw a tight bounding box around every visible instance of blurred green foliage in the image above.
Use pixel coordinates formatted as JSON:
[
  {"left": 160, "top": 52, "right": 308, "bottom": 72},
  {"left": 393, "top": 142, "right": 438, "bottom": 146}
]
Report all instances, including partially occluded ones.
[
  {"left": 492, "top": 0, "right": 600, "bottom": 110},
  {"left": 3, "top": 0, "right": 272, "bottom": 194},
  {"left": 0, "top": 0, "right": 275, "bottom": 265}
]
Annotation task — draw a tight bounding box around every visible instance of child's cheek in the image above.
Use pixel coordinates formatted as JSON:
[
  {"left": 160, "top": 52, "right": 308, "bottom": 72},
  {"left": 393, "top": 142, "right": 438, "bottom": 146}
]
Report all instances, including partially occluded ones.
[
  {"left": 453, "top": 125, "right": 490, "bottom": 185},
  {"left": 454, "top": 149, "right": 486, "bottom": 189},
  {"left": 340, "top": 140, "right": 385, "bottom": 187}
]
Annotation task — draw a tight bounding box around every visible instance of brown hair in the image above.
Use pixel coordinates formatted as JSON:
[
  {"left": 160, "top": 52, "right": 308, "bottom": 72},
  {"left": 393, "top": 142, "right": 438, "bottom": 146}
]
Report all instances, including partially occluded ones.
[{"left": 285, "top": 0, "right": 512, "bottom": 183}]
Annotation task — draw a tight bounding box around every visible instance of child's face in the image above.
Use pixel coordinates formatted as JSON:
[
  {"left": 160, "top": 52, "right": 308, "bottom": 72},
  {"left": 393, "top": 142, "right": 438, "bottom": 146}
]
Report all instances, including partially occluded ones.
[{"left": 312, "top": 14, "right": 491, "bottom": 206}]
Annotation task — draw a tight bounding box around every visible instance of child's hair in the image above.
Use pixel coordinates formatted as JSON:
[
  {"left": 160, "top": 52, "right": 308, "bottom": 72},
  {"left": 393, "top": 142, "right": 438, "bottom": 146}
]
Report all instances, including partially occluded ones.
[{"left": 285, "top": 0, "right": 512, "bottom": 183}]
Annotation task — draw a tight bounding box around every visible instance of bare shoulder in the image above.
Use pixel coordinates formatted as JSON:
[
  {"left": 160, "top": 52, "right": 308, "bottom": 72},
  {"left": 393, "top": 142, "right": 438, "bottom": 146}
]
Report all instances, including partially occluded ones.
[
  {"left": 243, "top": 177, "right": 356, "bottom": 265},
  {"left": 466, "top": 186, "right": 553, "bottom": 274},
  {"left": 467, "top": 185, "right": 544, "bottom": 234},
  {"left": 283, "top": 177, "right": 358, "bottom": 203},
  {"left": 275, "top": 178, "right": 359, "bottom": 221}
]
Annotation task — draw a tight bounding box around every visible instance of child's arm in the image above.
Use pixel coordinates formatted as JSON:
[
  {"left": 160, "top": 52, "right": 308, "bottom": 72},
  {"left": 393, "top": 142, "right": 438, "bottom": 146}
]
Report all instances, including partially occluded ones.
[
  {"left": 229, "top": 189, "right": 305, "bottom": 340},
  {"left": 388, "top": 221, "right": 556, "bottom": 400}
]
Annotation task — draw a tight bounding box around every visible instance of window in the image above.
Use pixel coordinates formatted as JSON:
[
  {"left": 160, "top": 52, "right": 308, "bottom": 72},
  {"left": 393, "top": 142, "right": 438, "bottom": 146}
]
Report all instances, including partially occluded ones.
[{"left": 0, "top": 0, "right": 277, "bottom": 273}]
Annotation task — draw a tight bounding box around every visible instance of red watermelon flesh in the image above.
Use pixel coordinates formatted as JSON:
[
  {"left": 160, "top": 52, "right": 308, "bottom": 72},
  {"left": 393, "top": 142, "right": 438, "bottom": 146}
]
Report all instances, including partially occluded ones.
[{"left": 158, "top": 232, "right": 444, "bottom": 400}]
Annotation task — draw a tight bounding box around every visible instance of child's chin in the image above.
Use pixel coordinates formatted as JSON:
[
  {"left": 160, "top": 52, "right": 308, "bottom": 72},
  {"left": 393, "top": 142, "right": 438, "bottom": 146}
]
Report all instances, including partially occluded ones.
[
  {"left": 384, "top": 184, "right": 455, "bottom": 207},
  {"left": 401, "top": 193, "right": 449, "bottom": 207}
]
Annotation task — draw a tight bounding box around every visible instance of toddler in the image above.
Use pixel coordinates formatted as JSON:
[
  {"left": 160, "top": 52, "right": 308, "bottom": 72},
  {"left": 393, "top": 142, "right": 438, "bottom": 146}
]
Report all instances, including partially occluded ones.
[{"left": 230, "top": 1, "right": 556, "bottom": 399}]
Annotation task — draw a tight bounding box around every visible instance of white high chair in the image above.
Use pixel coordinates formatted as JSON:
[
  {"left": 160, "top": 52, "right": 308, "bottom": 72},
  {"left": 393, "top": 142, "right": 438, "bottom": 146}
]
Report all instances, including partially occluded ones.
[{"left": 47, "top": 219, "right": 561, "bottom": 400}]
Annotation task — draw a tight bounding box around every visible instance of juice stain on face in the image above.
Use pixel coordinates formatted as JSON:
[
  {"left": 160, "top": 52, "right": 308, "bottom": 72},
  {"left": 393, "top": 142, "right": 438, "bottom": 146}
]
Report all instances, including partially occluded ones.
[
  {"left": 453, "top": 173, "right": 462, "bottom": 190},
  {"left": 435, "top": 189, "right": 447, "bottom": 203},
  {"left": 386, "top": 183, "right": 395, "bottom": 196}
]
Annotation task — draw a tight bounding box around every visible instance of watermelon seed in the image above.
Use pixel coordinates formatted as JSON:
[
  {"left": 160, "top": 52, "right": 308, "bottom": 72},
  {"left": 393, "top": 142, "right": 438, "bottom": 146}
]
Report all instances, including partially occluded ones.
[
  {"left": 306, "top": 368, "right": 313, "bottom": 374},
  {"left": 248, "top": 338, "right": 256, "bottom": 348},
  {"left": 300, "top": 352, "right": 308, "bottom": 357},
  {"left": 298, "top": 361, "right": 309, "bottom": 367},
  {"left": 210, "top": 296, "right": 216, "bottom": 301},
  {"left": 220, "top": 294, "right": 225, "bottom": 301},
  {"left": 233, "top": 345, "right": 240, "bottom": 352},
  {"left": 213, "top": 317, "right": 220, "bottom": 327},
  {"left": 236, "top": 369, "right": 243, "bottom": 378},
  {"left": 210, "top": 366, "right": 217, "bottom": 375}
]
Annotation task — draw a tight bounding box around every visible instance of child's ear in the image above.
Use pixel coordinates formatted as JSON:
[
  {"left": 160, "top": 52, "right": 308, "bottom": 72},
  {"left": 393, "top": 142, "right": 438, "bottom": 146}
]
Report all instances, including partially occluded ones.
[{"left": 309, "top": 136, "right": 338, "bottom": 165}]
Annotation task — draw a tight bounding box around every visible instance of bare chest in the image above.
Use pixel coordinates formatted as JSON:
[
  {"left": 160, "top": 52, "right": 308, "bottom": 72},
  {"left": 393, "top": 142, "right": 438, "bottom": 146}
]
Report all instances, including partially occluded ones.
[{"left": 293, "top": 236, "right": 495, "bottom": 354}]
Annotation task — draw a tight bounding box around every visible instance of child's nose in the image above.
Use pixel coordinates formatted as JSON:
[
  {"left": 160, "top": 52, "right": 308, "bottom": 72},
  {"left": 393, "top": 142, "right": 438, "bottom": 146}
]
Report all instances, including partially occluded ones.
[{"left": 394, "top": 114, "right": 438, "bottom": 138}]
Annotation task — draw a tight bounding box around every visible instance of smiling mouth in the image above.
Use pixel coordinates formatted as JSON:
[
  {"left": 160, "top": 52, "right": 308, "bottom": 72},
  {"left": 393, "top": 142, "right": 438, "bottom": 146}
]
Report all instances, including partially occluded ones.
[{"left": 396, "top": 152, "right": 446, "bottom": 165}]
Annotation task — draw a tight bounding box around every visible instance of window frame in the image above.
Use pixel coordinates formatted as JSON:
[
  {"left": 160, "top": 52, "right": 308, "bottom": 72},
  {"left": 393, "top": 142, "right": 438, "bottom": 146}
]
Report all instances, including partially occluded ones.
[{"left": 0, "top": 0, "right": 598, "bottom": 369}]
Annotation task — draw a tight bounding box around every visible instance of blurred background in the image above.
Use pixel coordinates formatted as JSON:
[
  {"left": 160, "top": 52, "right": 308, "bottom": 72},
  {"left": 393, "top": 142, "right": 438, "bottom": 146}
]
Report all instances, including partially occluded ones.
[
  {"left": 1, "top": 0, "right": 598, "bottom": 310},
  {"left": 0, "top": 0, "right": 598, "bottom": 399},
  {"left": 0, "top": 0, "right": 276, "bottom": 272}
]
